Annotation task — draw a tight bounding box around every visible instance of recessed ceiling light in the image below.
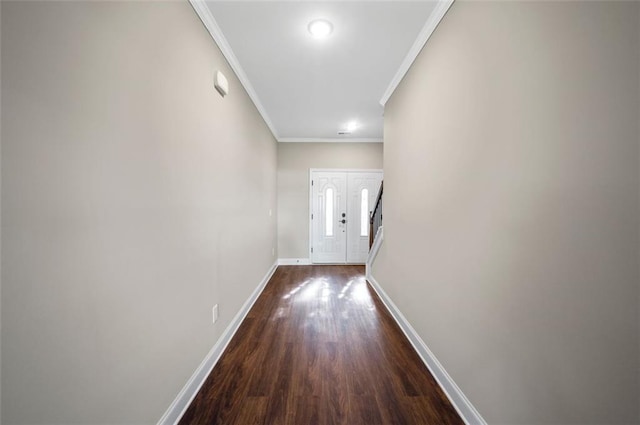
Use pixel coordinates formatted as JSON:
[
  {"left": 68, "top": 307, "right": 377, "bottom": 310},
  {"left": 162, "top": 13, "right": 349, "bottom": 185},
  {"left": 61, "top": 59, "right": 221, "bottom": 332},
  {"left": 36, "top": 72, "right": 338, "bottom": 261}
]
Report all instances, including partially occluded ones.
[
  {"left": 308, "top": 19, "right": 333, "bottom": 39},
  {"left": 346, "top": 121, "right": 358, "bottom": 132}
]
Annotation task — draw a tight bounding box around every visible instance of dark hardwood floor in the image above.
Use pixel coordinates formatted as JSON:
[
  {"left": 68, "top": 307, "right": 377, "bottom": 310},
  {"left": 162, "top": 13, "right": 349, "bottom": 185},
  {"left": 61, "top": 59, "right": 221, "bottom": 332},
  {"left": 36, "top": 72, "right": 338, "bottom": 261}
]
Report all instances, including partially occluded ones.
[{"left": 179, "top": 265, "right": 463, "bottom": 425}]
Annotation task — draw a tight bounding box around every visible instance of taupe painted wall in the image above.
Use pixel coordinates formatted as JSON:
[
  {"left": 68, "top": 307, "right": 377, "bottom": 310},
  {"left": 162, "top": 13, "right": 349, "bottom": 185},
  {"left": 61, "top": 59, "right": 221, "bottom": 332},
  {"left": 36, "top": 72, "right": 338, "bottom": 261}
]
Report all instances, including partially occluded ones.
[
  {"left": 277, "top": 142, "right": 383, "bottom": 259},
  {"left": 0, "top": 2, "right": 3, "bottom": 421},
  {"left": 1, "top": 2, "right": 277, "bottom": 424},
  {"left": 373, "top": 1, "right": 639, "bottom": 423}
]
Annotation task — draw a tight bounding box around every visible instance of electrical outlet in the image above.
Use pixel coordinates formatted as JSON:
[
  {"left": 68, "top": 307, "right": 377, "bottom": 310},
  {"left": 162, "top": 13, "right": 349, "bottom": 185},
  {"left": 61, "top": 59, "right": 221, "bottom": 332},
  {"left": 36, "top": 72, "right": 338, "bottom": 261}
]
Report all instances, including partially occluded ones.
[{"left": 212, "top": 304, "right": 219, "bottom": 324}]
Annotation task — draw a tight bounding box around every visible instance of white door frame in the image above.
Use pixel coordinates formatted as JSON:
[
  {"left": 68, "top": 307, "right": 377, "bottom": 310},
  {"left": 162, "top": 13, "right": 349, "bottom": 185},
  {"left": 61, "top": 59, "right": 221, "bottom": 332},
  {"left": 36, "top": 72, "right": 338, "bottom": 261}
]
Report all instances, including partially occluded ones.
[{"left": 309, "top": 168, "right": 383, "bottom": 264}]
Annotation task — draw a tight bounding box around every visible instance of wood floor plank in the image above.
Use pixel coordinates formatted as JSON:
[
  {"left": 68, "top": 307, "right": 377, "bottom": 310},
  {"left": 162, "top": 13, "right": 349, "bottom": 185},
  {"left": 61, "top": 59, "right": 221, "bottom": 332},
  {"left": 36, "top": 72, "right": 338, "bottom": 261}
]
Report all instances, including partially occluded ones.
[
  {"left": 233, "top": 397, "right": 268, "bottom": 425},
  {"left": 178, "top": 265, "right": 463, "bottom": 425}
]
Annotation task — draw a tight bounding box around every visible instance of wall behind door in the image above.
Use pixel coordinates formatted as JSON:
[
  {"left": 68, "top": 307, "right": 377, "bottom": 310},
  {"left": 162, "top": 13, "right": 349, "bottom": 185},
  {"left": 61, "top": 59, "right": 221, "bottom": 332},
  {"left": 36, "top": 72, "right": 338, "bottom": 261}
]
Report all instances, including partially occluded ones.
[{"left": 277, "top": 142, "right": 382, "bottom": 259}]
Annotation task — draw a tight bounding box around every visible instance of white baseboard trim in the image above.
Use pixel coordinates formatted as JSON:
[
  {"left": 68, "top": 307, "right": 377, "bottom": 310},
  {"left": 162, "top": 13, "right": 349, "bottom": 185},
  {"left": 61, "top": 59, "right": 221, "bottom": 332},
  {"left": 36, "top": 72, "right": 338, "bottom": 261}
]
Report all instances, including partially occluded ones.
[
  {"left": 277, "top": 258, "right": 311, "bottom": 265},
  {"left": 366, "top": 274, "right": 487, "bottom": 425},
  {"left": 157, "top": 261, "right": 278, "bottom": 425},
  {"left": 365, "top": 225, "right": 384, "bottom": 278}
]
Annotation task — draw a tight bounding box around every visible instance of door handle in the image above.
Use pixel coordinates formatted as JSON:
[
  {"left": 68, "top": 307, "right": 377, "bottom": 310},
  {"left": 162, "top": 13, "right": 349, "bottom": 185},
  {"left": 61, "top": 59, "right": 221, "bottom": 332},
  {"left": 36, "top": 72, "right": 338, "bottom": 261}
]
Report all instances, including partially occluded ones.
[{"left": 340, "top": 219, "right": 346, "bottom": 224}]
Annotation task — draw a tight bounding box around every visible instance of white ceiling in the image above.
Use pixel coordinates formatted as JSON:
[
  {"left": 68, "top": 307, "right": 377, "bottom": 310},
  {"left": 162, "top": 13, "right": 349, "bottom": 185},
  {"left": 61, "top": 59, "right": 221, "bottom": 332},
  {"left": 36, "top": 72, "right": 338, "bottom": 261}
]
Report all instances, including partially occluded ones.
[{"left": 200, "top": 1, "right": 446, "bottom": 142}]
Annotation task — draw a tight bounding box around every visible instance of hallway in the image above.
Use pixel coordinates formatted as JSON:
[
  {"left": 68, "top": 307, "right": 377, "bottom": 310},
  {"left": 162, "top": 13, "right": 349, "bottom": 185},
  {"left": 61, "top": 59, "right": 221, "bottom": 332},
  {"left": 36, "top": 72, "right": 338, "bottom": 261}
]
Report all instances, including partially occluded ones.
[{"left": 179, "top": 265, "right": 463, "bottom": 424}]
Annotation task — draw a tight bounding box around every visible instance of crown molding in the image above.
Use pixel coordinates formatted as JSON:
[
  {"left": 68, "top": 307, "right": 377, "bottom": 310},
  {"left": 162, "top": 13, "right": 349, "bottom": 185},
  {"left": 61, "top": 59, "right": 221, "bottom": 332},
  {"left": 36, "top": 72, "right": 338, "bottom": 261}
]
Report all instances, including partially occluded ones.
[
  {"left": 192, "top": 0, "right": 453, "bottom": 139},
  {"left": 189, "top": 0, "right": 279, "bottom": 139},
  {"left": 278, "top": 137, "right": 383, "bottom": 144},
  {"left": 379, "top": 0, "right": 454, "bottom": 107}
]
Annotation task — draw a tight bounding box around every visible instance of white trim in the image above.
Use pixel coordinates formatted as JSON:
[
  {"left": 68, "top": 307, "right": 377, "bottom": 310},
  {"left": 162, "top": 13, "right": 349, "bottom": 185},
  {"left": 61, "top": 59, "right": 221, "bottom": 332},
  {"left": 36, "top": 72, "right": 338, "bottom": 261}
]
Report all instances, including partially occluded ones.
[
  {"left": 379, "top": 0, "right": 454, "bottom": 106},
  {"left": 365, "top": 225, "right": 384, "bottom": 278},
  {"left": 309, "top": 168, "right": 384, "bottom": 174},
  {"left": 189, "top": 0, "right": 279, "bottom": 139},
  {"left": 277, "top": 258, "right": 311, "bottom": 265},
  {"left": 365, "top": 274, "right": 486, "bottom": 425},
  {"left": 157, "top": 261, "right": 278, "bottom": 425},
  {"left": 278, "top": 137, "right": 383, "bottom": 144},
  {"left": 309, "top": 170, "right": 314, "bottom": 263}
]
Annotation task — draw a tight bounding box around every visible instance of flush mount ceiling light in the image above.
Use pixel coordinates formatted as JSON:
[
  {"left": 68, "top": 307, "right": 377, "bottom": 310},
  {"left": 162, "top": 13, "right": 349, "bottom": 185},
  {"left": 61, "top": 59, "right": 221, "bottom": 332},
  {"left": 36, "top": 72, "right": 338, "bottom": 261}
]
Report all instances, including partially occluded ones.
[
  {"left": 338, "top": 121, "right": 359, "bottom": 135},
  {"left": 345, "top": 121, "right": 358, "bottom": 132},
  {"left": 308, "top": 19, "right": 333, "bottom": 39}
]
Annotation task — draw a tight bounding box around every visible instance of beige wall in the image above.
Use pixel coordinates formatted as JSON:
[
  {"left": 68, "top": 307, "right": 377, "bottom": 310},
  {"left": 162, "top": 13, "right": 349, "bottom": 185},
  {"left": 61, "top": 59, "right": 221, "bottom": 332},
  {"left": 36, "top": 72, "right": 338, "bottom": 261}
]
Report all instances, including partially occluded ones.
[
  {"left": 277, "top": 142, "right": 383, "bottom": 259},
  {"left": 373, "top": 1, "right": 639, "bottom": 424},
  {"left": 0, "top": 2, "right": 3, "bottom": 421},
  {"left": 1, "top": 2, "right": 277, "bottom": 424}
]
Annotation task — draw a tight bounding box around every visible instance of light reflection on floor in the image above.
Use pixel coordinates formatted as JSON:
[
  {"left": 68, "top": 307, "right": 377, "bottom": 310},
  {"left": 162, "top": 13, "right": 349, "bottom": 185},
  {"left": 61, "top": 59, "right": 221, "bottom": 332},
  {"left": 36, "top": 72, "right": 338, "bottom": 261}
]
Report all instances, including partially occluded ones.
[
  {"left": 282, "top": 278, "right": 311, "bottom": 300},
  {"left": 337, "top": 279, "right": 354, "bottom": 299},
  {"left": 281, "top": 273, "right": 378, "bottom": 325}
]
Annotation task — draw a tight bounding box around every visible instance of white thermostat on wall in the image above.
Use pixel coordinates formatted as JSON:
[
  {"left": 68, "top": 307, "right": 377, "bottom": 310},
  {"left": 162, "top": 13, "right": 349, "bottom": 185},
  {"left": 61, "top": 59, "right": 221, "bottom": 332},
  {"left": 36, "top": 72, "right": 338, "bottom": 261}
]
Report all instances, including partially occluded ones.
[{"left": 214, "top": 70, "right": 228, "bottom": 97}]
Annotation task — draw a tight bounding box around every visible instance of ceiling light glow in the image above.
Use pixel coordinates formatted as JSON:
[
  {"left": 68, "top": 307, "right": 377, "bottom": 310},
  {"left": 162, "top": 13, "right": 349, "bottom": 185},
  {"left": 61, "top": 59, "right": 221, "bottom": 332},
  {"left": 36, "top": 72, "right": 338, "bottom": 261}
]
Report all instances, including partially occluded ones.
[
  {"left": 308, "top": 19, "right": 333, "bottom": 39},
  {"left": 346, "top": 121, "right": 358, "bottom": 132}
]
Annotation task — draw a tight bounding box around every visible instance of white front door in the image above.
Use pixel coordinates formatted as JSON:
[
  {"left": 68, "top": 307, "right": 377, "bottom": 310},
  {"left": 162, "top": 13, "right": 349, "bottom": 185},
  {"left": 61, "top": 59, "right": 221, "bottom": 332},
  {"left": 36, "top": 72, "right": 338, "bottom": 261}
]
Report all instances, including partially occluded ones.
[
  {"left": 311, "top": 172, "right": 347, "bottom": 263},
  {"left": 310, "top": 170, "right": 383, "bottom": 264},
  {"left": 346, "top": 172, "right": 383, "bottom": 263}
]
